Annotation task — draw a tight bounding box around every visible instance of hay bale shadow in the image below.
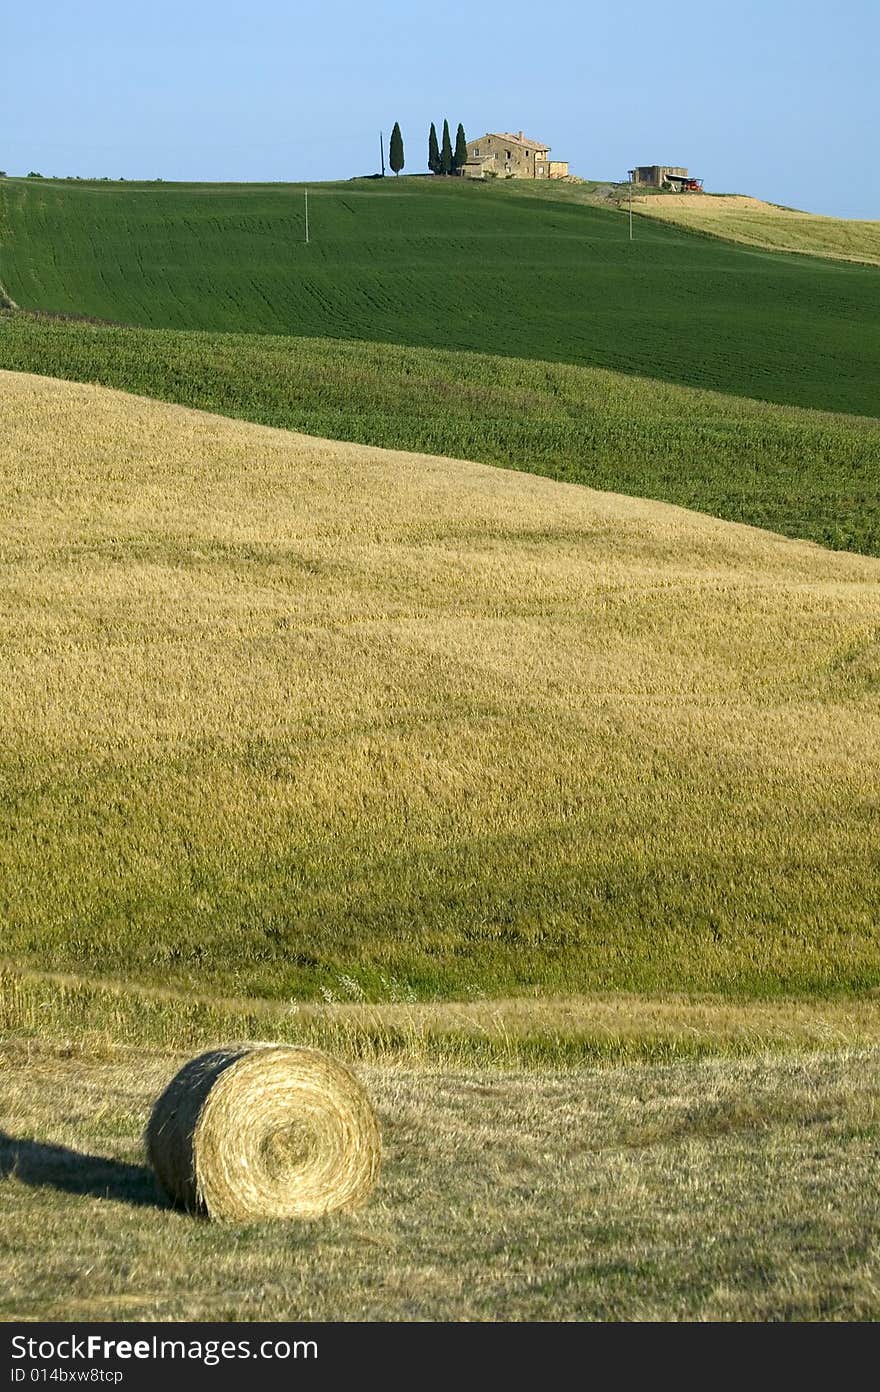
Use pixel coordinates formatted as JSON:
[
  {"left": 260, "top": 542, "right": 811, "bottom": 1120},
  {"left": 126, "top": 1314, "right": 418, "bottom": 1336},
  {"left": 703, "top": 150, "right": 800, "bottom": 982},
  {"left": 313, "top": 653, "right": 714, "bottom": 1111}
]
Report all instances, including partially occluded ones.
[{"left": 0, "top": 1129, "right": 164, "bottom": 1208}]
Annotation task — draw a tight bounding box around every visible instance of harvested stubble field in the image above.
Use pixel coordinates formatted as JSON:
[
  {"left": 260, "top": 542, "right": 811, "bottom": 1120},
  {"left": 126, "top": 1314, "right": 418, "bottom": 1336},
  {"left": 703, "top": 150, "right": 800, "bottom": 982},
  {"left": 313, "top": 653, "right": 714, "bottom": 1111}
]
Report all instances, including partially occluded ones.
[
  {"left": 3, "top": 1039, "right": 880, "bottom": 1321},
  {"left": 2, "top": 176, "right": 880, "bottom": 415},
  {"left": 1, "top": 370, "right": 879, "bottom": 1003},
  {"left": 631, "top": 193, "right": 880, "bottom": 266},
  {"left": 2, "top": 317, "right": 879, "bottom": 558}
]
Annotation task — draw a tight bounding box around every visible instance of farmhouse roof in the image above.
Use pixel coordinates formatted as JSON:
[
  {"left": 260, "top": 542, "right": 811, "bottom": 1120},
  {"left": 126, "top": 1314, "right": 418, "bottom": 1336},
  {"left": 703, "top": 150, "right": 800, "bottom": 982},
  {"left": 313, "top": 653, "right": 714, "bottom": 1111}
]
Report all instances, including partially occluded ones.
[{"left": 485, "top": 131, "right": 551, "bottom": 151}]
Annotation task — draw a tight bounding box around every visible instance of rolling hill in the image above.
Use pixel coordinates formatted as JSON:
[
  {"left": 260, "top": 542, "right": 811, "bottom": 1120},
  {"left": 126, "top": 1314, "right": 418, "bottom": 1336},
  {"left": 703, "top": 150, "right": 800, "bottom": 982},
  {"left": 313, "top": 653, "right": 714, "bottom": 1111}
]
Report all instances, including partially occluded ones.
[
  {"left": 631, "top": 193, "right": 880, "bottom": 265},
  {"left": 2, "top": 176, "right": 880, "bottom": 415},
  {"left": 2, "top": 316, "right": 878, "bottom": 557},
  {"left": 2, "top": 370, "right": 878, "bottom": 1003}
]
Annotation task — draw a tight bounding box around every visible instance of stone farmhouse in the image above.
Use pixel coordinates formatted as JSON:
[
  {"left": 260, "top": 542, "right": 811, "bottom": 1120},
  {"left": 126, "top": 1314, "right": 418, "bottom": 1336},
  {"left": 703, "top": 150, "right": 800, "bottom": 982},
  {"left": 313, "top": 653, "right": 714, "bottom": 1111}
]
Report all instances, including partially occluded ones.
[
  {"left": 630, "top": 165, "right": 703, "bottom": 191},
  {"left": 461, "top": 131, "right": 569, "bottom": 180}
]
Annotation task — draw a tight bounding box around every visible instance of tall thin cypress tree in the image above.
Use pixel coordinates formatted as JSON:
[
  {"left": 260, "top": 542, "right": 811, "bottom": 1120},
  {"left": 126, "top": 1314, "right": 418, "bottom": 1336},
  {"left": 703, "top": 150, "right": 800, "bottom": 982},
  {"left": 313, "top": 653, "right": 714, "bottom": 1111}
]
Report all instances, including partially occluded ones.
[
  {"left": 440, "top": 119, "right": 453, "bottom": 176},
  {"left": 389, "top": 122, "right": 404, "bottom": 176},
  {"left": 453, "top": 123, "right": 468, "bottom": 174},
  {"left": 428, "top": 122, "right": 440, "bottom": 175}
]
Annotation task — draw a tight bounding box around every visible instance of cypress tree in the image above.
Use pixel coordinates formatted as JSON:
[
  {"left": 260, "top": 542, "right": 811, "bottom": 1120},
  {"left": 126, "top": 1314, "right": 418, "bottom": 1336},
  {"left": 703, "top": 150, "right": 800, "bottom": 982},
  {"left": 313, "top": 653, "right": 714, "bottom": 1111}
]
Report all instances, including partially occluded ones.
[
  {"left": 453, "top": 123, "right": 468, "bottom": 174},
  {"left": 440, "top": 119, "right": 453, "bottom": 176},
  {"left": 389, "top": 122, "right": 404, "bottom": 176},
  {"left": 428, "top": 122, "right": 440, "bottom": 175}
]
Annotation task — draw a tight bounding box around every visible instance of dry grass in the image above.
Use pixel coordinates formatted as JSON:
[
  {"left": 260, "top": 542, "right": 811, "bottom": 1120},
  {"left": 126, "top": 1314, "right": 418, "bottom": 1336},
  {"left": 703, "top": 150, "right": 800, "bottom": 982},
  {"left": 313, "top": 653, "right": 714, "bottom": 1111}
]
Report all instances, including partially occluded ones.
[
  {"left": 5, "top": 966, "right": 880, "bottom": 1066},
  {"left": 631, "top": 194, "right": 880, "bottom": 265},
  {"left": 1, "top": 370, "right": 879, "bottom": 1000},
  {"left": 2, "top": 1041, "right": 880, "bottom": 1321}
]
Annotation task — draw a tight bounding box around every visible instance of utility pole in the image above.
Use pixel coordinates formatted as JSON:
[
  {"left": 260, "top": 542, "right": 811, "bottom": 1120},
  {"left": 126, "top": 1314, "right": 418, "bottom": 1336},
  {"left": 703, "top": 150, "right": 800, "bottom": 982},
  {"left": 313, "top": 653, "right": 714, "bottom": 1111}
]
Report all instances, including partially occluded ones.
[
  {"left": 304, "top": 187, "right": 309, "bottom": 244},
  {"left": 379, "top": 130, "right": 386, "bottom": 177},
  {"left": 628, "top": 168, "right": 633, "bottom": 241}
]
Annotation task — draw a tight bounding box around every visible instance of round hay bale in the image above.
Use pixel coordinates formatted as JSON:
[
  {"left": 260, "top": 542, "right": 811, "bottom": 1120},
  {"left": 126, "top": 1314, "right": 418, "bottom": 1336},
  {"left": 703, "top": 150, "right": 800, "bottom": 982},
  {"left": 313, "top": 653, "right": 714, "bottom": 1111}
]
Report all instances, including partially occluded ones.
[{"left": 146, "top": 1044, "right": 381, "bottom": 1220}]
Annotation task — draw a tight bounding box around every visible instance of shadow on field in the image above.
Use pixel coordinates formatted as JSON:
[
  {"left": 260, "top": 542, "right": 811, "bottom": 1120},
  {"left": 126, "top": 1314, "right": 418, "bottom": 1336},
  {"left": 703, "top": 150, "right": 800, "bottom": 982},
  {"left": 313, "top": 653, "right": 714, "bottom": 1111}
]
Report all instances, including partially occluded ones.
[{"left": 0, "top": 1130, "right": 163, "bottom": 1208}]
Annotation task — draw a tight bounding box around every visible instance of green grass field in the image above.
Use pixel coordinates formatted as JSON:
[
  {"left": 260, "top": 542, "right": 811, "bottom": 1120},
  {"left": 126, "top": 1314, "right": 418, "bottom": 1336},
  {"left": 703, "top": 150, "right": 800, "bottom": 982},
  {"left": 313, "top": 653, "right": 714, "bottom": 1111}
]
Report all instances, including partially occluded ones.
[
  {"left": 2, "top": 316, "right": 879, "bottom": 557},
  {"left": 2, "top": 176, "right": 880, "bottom": 415}
]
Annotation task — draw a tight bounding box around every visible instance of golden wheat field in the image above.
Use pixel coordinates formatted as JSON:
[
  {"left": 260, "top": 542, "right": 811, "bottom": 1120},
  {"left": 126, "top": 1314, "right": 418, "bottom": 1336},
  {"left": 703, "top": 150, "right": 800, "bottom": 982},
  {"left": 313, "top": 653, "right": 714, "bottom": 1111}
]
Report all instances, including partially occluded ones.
[
  {"left": 631, "top": 193, "right": 880, "bottom": 265},
  {"left": 1, "top": 369, "right": 879, "bottom": 1003}
]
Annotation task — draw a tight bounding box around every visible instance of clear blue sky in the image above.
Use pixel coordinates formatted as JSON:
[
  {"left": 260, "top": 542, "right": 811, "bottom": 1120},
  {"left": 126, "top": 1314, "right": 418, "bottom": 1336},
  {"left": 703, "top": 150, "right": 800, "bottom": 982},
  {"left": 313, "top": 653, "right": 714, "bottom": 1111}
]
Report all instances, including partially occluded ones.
[{"left": 3, "top": 0, "right": 877, "bottom": 217}]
